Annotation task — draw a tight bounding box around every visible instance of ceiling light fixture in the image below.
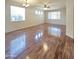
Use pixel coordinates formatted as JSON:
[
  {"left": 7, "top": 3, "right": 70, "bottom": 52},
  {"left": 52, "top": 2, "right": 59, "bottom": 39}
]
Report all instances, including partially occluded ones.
[
  {"left": 43, "top": 4, "right": 50, "bottom": 10},
  {"left": 22, "top": 0, "right": 30, "bottom": 7}
]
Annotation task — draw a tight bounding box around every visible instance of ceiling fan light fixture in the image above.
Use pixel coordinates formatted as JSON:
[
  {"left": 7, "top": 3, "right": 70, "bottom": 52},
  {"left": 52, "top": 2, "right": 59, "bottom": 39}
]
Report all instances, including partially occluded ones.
[
  {"left": 43, "top": 8, "right": 48, "bottom": 10},
  {"left": 22, "top": 4, "right": 26, "bottom": 6},
  {"left": 25, "top": 4, "right": 30, "bottom": 7},
  {"left": 22, "top": 3, "right": 30, "bottom": 7},
  {"left": 22, "top": 0, "right": 30, "bottom": 7}
]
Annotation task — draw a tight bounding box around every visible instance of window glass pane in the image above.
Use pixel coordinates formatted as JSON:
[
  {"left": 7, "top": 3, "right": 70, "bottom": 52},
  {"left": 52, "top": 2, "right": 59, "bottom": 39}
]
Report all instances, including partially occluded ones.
[
  {"left": 48, "top": 11, "right": 61, "bottom": 20},
  {"left": 57, "top": 12, "right": 61, "bottom": 19},
  {"left": 38, "top": 11, "right": 40, "bottom": 15},
  {"left": 48, "top": 12, "right": 51, "bottom": 19},
  {"left": 11, "top": 6, "right": 25, "bottom": 21},
  {"left": 40, "top": 11, "right": 43, "bottom": 15},
  {"left": 35, "top": 10, "right": 38, "bottom": 14}
]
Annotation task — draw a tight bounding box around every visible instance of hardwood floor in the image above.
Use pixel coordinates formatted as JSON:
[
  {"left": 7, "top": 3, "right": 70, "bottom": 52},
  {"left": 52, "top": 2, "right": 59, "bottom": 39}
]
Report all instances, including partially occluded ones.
[{"left": 5, "top": 23, "right": 74, "bottom": 59}]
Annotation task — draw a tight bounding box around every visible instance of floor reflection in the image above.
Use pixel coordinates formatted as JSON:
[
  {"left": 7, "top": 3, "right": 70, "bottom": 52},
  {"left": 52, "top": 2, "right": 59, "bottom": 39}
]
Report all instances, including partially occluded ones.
[
  {"left": 5, "top": 24, "right": 67, "bottom": 59},
  {"left": 10, "top": 34, "right": 27, "bottom": 57},
  {"left": 43, "top": 42, "right": 48, "bottom": 53},
  {"left": 48, "top": 27, "right": 61, "bottom": 37},
  {"left": 35, "top": 32, "right": 43, "bottom": 42},
  {"left": 26, "top": 56, "right": 30, "bottom": 59}
]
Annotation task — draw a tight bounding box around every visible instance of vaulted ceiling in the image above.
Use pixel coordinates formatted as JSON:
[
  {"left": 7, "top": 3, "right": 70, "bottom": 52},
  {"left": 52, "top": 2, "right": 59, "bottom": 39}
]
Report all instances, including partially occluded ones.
[{"left": 9, "top": 0, "right": 66, "bottom": 10}]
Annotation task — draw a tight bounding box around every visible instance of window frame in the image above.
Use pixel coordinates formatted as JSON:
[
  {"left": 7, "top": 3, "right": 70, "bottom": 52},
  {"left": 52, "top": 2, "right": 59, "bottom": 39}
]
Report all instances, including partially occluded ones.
[
  {"left": 48, "top": 11, "right": 61, "bottom": 20},
  {"left": 10, "top": 5, "right": 25, "bottom": 22},
  {"left": 35, "top": 10, "right": 43, "bottom": 15}
]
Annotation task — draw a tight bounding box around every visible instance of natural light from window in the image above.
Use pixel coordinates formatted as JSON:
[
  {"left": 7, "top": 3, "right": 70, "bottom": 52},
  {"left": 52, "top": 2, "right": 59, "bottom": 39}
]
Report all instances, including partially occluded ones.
[
  {"left": 11, "top": 6, "right": 25, "bottom": 21},
  {"left": 48, "top": 11, "right": 61, "bottom": 20},
  {"left": 35, "top": 10, "right": 43, "bottom": 15}
]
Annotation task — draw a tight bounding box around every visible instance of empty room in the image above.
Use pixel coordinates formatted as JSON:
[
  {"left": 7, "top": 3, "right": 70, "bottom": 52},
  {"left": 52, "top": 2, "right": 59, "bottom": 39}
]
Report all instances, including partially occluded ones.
[{"left": 5, "top": 0, "right": 74, "bottom": 59}]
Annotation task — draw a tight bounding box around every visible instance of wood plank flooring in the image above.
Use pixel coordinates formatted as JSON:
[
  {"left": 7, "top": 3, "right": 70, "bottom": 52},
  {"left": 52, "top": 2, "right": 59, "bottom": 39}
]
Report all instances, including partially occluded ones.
[{"left": 5, "top": 23, "right": 74, "bottom": 59}]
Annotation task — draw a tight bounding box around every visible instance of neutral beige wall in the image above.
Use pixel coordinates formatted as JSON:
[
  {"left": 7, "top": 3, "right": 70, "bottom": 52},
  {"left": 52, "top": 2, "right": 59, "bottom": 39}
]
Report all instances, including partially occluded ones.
[
  {"left": 66, "top": 0, "right": 74, "bottom": 38},
  {"left": 45, "top": 8, "right": 66, "bottom": 25},
  {"left": 5, "top": 0, "right": 44, "bottom": 33}
]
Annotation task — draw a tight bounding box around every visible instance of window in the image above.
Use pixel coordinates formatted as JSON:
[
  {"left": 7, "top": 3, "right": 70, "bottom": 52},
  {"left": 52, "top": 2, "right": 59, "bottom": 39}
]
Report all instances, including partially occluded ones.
[
  {"left": 11, "top": 6, "right": 25, "bottom": 21},
  {"left": 48, "top": 11, "right": 61, "bottom": 20},
  {"left": 35, "top": 10, "right": 43, "bottom": 15}
]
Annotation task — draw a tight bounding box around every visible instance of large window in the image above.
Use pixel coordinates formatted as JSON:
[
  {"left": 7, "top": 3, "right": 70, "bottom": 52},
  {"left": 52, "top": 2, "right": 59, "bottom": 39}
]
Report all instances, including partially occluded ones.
[
  {"left": 48, "top": 11, "right": 61, "bottom": 20},
  {"left": 11, "top": 6, "right": 25, "bottom": 21}
]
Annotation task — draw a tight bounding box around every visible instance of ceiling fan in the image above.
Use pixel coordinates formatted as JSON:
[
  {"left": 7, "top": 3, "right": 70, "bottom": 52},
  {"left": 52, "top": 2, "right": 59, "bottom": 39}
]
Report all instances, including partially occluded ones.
[
  {"left": 43, "top": 4, "right": 50, "bottom": 10},
  {"left": 22, "top": 0, "right": 30, "bottom": 7}
]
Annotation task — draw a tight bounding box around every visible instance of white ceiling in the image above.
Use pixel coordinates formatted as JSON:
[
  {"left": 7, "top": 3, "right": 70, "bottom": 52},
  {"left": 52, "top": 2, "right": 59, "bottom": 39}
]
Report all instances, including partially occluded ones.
[{"left": 11, "top": 0, "right": 66, "bottom": 10}]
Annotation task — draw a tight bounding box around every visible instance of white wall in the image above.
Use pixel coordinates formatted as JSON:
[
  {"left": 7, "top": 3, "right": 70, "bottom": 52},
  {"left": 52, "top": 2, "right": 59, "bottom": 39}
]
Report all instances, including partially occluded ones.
[
  {"left": 5, "top": 0, "right": 44, "bottom": 33},
  {"left": 66, "top": 0, "right": 74, "bottom": 38},
  {"left": 45, "top": 8, "right": 66, "bottom": 25}
]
